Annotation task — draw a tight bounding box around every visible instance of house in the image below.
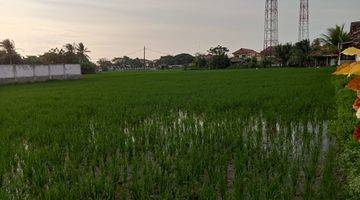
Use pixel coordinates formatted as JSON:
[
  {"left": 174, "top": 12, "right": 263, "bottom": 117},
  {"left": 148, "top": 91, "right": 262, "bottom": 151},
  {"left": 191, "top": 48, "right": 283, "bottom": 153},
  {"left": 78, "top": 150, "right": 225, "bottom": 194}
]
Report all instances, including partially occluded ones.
[
  {"left": 341, "top": 21, "right": 360, "bottom": 63},
  {"left": 232, "top": 48, "right": 260, "bottom": 59},
  {"left": 311, "top": 53, "right": 338, "bottom": 67},
  {"left": 351, "top": 21, "right": 360, "bottom": 61},
  {"left": 351, "top": 21, "right": 360, "bottom": 48},
  {"left": 230, "top": 48, "right": 261, "bottom": 64}
]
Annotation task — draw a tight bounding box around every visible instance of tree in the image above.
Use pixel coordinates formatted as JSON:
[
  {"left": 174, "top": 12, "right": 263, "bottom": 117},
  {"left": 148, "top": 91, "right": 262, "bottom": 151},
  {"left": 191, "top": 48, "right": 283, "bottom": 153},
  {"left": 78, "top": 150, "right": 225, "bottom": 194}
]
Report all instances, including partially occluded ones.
[
  {"left": 97, "top": 58, "right": 112, "bottom": 71},
  {"left": 173, "top": 53, "right": 194, "bottom": 66},
  {"left": 39, "top": 48, "right": 65, "bottom": 64},
  {"left": 24, "top": 56, "right": 42, "bottom": 65},
  {"left": 249, "top": 57, "right": 259, "bottom": 68},
  {"left": 64, "top": 43, "right": 76, "bottom": 54},
  {"left": 289, "top": 40, "right": 312, "bottom": 67},
  {"left": 192, "top": 53, "right": 208, "bottom": 68},
  {"left": 0, "top": 39, "right": 23, "bottom": 64},
  {"left": 310, "top": 38, "right": 335, "bottom": 57},
  {"left": 311, "top": 38, "right": 322, "bottom": 52},
  {"left": 260, "top": 56, "right": 277, "bottom": 68},
  {"left": 321, "top": 24, "right": 351, "bottom": 53},
  {"left": 63, "top": 43, "right": 78, "bottom": 64},
  {"left": 208, "top": 45, "right": 230, "bottom": 69},
  {"left": 76, "top": 43, "right": 90, "bottom": 62},
  {"left": 208, "top": 45, "right": 229, "bottom": 56},
  {"left": 158, "top": 55, "right": 175, "bottom": 66},
  {"left": 274, "top": 43, "right": 293, "bottom": 67},
  {"left": 80, "top": 60, "right": 97, "bottom": 74}
]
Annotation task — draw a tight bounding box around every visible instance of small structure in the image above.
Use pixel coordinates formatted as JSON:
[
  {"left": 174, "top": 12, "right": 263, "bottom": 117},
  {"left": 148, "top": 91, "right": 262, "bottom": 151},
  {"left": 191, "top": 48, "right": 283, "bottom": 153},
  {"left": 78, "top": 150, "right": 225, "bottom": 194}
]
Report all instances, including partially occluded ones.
[
  {"left": 231, "top": 48, "right": 260, "bottom": 65},
  {"left": 233, "top": 48, "right": 260, "bottom": 59},
  {"left": 351, "top": 21, "right": 360, "bottom": 61},
  {"left": 351, "top": 21, "right": 360, "bottom": 48},
  {"left": 311, "top": 53, "right": 338, "bottom": 67},
  {"left": 341, "top": 21, "right": 360, "bottom": 63}
]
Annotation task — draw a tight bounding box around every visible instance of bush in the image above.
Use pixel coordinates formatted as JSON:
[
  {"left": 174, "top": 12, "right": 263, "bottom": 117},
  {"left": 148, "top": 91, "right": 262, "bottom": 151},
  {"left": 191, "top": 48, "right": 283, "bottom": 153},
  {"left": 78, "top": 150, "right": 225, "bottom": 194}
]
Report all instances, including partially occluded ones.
[
  {"left": 80, "top": 61, "right": 97, "bottom": 74},
  {"left": 209, "top": 55, "right": 230, "bottom": 69}
]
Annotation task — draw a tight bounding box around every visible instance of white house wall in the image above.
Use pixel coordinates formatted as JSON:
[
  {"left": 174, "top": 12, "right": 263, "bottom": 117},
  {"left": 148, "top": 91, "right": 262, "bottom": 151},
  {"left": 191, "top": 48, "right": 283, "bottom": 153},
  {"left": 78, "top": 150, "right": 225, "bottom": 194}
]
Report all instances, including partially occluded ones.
[
  {"left": 34, "top": 65, "right": 49, "bottom": 77},
  {"left": 16, "top": 65, "right": 33, "bottom": 77},
  {"left": 65, "top": 64, "right": 81, "bottom": 75},
  {"left": 0, "top": 65, "right": 14, "bottom": 78},
  {"left": 50, "top": 65, "right": 64, "bottom": 76}
]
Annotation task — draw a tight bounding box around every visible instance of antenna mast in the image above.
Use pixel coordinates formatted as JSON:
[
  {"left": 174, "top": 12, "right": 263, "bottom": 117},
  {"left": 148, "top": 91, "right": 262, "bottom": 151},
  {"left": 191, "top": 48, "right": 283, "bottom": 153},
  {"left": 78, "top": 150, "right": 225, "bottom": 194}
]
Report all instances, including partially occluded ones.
[
  {"left": 264, "top": 0, "right": 279, "bottom": 51},
  {"left": 298, "top": 0, "right": 309, "bottom": 41}
]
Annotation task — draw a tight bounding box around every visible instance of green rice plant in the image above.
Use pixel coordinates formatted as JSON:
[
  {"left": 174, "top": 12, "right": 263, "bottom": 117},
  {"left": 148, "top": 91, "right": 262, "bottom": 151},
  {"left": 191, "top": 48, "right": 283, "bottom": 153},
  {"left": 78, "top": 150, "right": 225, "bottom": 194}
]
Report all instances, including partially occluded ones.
[{"left": 0, "top": 68, "right": 343, "bottom": 199}]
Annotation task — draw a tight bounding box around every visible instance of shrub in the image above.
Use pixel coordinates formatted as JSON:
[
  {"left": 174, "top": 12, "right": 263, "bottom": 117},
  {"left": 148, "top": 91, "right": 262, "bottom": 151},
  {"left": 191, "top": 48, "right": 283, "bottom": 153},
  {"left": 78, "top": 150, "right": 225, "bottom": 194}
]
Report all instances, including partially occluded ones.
[{"left": 80, "top": 61, "right": 97, "bottom": 74}]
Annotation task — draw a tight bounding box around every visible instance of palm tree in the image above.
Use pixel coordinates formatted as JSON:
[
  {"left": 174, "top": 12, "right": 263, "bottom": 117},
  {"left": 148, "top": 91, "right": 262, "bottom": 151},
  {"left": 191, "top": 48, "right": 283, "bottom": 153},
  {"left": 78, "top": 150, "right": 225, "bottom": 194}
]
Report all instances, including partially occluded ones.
[
  {"left": 64, "top": 43, "right": 76, "bottom": 54},
  {"left": 274, "top": 43, "right": 293, "bottom": 67},
  {"left": 321, "top": 24, "right": 351, "bottom": 52},
  {"left": 0, "top": 39, "right": 16, "bottom": 64},
  {"left": 76, "top": 43, "right": 90, "bottom": 62}
]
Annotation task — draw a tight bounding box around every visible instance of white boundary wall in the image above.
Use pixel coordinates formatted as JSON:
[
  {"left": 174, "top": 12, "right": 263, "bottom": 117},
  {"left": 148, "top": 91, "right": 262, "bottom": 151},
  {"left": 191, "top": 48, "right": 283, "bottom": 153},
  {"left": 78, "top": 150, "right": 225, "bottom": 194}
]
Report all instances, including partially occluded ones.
[{"left": 0, "top": 64, "right": 81, "bottom": 84}]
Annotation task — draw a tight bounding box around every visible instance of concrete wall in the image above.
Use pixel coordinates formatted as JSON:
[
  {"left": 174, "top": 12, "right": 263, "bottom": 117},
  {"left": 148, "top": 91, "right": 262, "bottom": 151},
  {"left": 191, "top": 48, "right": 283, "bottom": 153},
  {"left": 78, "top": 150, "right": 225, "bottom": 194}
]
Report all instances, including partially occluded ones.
[{"left": 0, "top": 64, "right": 81, "bottom": 85}]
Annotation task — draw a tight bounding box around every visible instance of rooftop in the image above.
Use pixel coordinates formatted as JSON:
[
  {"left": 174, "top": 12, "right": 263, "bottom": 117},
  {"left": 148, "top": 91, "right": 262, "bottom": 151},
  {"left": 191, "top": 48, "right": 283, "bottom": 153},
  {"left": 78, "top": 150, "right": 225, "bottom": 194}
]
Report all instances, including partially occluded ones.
[{"left": 233, "top": 48, "right": 259, "bottom": 56}]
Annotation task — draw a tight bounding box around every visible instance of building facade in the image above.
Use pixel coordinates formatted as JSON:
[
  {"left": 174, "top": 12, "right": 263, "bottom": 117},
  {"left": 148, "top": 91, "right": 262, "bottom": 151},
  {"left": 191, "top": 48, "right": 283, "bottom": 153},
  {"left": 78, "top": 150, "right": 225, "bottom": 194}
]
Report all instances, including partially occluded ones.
[{"left": 351, "top": 21, "right": 360, "bottom": 61}]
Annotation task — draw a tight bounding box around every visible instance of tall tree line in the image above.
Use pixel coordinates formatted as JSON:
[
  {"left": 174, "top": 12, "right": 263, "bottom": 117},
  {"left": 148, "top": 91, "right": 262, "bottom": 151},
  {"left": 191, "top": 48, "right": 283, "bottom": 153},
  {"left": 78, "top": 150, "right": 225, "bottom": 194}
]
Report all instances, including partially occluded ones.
[{"left": 0, "top": 40, "right": 96, "bottom": 73}]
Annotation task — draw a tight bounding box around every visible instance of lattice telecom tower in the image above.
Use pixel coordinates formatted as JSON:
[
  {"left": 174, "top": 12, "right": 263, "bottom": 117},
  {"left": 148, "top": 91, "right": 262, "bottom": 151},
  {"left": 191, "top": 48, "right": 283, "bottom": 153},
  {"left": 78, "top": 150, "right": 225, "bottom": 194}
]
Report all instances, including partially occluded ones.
[
  {"left": 298, "top": 0, "right": 309, "bottom": 41},
  {"left": 264, "top": 0, "right": 279, "bottom": 51}
]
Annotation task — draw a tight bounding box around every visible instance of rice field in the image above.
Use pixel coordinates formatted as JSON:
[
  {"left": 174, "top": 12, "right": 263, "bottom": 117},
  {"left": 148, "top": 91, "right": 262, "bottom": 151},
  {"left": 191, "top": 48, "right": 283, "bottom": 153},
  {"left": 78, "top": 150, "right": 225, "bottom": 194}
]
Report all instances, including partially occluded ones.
[{"left": 0, "top": 68, "right": 343, "bottom": 199}]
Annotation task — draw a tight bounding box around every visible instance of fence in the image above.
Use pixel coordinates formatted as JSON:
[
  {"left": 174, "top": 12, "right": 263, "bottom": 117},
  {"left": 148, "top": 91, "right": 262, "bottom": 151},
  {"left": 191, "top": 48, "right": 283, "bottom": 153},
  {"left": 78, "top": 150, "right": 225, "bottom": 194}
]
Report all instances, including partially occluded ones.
[{"left": 0, "top": 64, "right": 82, "bottom": 85}]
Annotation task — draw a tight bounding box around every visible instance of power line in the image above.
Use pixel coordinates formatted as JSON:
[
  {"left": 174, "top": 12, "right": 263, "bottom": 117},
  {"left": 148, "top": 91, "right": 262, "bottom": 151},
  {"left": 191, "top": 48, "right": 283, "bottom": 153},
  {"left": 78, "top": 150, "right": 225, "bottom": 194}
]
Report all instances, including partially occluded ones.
[
  {"left": 146, "top": 48, "right": 172, "bottom": 56},
  {"left": 123, "top": 48, "right": 144, "bottom": 56}
]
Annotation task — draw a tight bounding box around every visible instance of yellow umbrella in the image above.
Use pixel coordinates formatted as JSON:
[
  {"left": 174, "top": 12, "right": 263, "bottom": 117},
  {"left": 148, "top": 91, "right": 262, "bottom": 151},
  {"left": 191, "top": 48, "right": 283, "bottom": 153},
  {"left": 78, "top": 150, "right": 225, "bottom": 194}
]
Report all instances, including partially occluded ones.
[
  {"left": 333, "top": 62, "right": 353, "bottom": 75},
  {"left": 342, "top": 47, "right": 360, "bottom": 56},
  {"left": 348, "top": 61, "right": 360, "bottom": 75}
]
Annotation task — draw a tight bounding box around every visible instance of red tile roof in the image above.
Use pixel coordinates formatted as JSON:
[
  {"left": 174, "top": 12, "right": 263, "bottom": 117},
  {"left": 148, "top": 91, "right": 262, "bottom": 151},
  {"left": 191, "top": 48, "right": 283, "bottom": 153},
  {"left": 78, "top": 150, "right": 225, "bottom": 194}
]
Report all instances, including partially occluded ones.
[{"left": 233, "top": 48, "right": 259, "bottom": 56}]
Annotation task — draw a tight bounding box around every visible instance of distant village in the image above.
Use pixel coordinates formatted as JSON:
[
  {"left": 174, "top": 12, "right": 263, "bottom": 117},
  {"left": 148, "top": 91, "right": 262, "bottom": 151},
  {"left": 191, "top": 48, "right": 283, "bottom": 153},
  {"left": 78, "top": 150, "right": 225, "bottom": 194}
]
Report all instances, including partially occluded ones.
[
  {"left": 0, "top": 21, "right": 359, "bottom": 74},
  {"left": 99, "top": 21, "right": 360, "bottom": 72}
]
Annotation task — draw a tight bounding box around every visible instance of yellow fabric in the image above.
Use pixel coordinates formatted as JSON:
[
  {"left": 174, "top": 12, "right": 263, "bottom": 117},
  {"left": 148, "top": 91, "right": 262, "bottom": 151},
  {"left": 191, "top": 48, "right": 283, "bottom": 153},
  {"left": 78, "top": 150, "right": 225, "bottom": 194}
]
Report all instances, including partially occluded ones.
[
  {"left": 342, "top": 47, "right": 360, "bottom": 56},
  {"left": 333, "top": 62, "right": 353, "bottom": 75},
  {"left": 348, "top": 62, "right": 360, "bottom": 75}
]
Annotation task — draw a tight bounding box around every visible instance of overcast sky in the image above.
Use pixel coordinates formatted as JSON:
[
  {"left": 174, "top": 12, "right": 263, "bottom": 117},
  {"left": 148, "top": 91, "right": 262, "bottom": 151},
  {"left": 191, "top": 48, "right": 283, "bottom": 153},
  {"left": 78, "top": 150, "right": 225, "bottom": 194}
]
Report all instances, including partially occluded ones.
[{"left": 0, "top": 0, "right": 359, "bottom": 60}]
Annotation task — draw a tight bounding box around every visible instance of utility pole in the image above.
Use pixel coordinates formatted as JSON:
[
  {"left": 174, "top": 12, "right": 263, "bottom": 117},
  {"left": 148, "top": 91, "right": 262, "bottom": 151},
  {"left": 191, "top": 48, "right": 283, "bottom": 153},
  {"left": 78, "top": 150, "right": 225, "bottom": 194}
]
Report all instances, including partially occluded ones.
[{"left": 143, "top": 46, "right": 146, "bottom": 68}]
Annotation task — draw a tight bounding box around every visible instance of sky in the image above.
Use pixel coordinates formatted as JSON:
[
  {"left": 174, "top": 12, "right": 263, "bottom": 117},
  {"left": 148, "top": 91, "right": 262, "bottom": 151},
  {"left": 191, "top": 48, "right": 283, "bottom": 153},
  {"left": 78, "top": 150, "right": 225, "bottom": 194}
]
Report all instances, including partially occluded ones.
[{"left": 0, "top": 0, "right": 359, "bottom": 60}]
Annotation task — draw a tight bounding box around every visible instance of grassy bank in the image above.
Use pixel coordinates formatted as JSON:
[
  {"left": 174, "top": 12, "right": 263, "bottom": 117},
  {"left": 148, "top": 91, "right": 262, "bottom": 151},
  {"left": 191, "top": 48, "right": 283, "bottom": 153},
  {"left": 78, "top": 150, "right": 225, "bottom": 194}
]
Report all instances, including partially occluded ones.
[
  {"left": 0, "top": 68, "right": 343, "bottom": 199},
  {"left": 332, "top": 76, "right": 360, "bottom": 199}
]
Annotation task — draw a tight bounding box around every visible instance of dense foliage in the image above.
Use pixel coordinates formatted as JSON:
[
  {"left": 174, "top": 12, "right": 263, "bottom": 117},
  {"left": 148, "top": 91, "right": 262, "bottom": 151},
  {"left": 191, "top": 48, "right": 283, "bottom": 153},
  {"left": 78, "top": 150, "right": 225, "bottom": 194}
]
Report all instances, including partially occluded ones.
[
  {"left": 190, "top": 45, "right": 231, "bottom": 69},
  {"left": 321, "top": 24, "right": 351, "bottom": 53},
  {"left": 0, "top": 40, "right": 96, "bottom": 74},
  {"left": 157, "top": 53, "right": 194, "bottom": 67},
  {"left": 0, "top": 39, "right": 23, "bottom": 64},
  {"left": 332, "top": 76, "right": 360, "bottom": 199},
  {"left": 0, "top": 68, "right": 343, "bottom": 199},
  {"left": 100, "top": 53, "right": 194, "bottom": 70}
]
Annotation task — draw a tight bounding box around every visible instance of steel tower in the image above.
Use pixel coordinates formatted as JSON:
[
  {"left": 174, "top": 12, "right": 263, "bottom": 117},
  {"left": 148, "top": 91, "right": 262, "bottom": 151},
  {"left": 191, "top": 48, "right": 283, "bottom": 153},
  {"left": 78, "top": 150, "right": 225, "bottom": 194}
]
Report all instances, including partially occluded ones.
[
  {"left": 298, "top": 0, "right": 309, "bottom": 41},
  {"left": 264, "top": 0, "right": 279, "bottom": 51}
]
